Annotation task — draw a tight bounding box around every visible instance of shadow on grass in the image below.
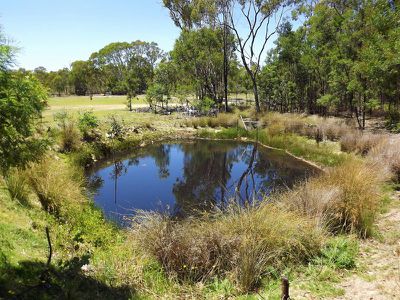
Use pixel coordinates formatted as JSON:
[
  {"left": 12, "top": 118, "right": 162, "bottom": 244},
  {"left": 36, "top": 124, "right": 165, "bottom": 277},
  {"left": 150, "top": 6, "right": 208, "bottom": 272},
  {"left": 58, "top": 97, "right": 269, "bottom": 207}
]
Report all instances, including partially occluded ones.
[{"left": 0, "top": 256, "right": 135, "bottom": 299}]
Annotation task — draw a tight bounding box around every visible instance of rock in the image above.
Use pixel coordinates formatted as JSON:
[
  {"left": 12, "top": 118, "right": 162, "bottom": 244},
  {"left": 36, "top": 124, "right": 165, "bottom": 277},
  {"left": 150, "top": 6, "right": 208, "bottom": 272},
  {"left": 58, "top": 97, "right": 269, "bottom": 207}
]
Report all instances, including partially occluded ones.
[{"left": 81, "top": 264, "right": 94, "bottom": 273}]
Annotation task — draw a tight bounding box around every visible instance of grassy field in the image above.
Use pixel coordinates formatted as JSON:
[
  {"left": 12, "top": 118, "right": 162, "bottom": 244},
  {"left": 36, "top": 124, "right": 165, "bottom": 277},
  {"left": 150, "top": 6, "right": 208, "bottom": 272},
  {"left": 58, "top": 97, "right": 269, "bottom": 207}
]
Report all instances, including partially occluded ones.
[
  {"left": 47, "top": 95, "right": 147, "bottom": 106},
  {"left": 43, "top": 95, "right": 186, "bottom": 128},
  {"left": 42, "top": 94, "right": 252, "bottom": 128}
]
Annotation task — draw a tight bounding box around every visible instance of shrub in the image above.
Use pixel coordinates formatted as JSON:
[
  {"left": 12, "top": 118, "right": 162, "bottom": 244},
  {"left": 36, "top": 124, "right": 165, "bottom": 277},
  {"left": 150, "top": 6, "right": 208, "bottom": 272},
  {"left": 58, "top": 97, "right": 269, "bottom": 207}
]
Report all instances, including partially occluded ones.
[
  {"left": 386, "top": 110, "right": 400, "bottom": 131},
  {"left": 316, "top": 236, "right": 358, "bottom": 270},
  {"left": 195, "top": 97, "right": 215, "bottom": 113},
  {"left": 132, "top": 204, "right": 323, "bottom": 292},
  {"left": 107, "top": 115, "right": 125, "bottom": 141},
  {"left": 78, "top": 111, "right": 99, "bottom": 141}
]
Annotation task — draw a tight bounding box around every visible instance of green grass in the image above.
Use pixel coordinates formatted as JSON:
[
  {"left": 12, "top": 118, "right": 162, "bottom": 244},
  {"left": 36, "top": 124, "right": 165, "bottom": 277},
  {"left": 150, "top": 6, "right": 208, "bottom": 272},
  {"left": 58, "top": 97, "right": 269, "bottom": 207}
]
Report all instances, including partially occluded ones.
[
  {"left": 199, "top": 127, "right": 347, "bottom": 167},
  {"left": 48, "top": 95, "right": 147, "bottom": 106},
  {"left": 0, "top": 183, "right": 48, "bottom": 267},
  {"left": 2, "top": 109, "right": 397, "bottom": 298},
  {"left": 0, "top": 166, "right": 137, "bottom": 299},
  {"left": 42, "top": 108, "right": 187, "bottom": 129}
]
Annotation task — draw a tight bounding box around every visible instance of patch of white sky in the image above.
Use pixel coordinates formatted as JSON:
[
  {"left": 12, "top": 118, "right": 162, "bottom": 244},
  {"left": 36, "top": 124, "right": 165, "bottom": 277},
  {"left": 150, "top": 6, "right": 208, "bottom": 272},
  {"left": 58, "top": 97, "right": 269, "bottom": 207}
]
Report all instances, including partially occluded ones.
[{"left": 1, "top": 0, "right": 304, "bottom": 71}]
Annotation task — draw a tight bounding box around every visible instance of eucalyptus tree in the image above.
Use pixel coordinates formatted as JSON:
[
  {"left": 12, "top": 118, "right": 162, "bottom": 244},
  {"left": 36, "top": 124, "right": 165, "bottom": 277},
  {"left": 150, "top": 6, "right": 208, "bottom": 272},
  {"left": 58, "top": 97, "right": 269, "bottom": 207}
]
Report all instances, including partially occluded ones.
[
  {"left": 226, "top": 0, "right": 299, "bottom": 112},
  {"left": 171, "top": 28, "right": 229, "bottom": 103},
  {"left": 163, "top": 0, "right": 235, "bottom": 110},
  {"left": 89, "top": 41, "right": 164, "bottom": 95},
  {"left": 257, "top": 0, "right": 400, "bottom": 127},
  {"left": 70, "top": 60, "right": 91, "bottom": 96}
]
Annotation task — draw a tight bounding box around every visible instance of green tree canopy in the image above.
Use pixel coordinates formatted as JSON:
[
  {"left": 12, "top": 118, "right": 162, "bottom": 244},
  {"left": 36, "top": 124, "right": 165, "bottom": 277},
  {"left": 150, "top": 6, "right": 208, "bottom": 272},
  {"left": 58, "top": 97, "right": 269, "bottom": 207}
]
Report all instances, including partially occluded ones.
[{"left": 0, "top": 28, "right": 48, "bottom": 171}]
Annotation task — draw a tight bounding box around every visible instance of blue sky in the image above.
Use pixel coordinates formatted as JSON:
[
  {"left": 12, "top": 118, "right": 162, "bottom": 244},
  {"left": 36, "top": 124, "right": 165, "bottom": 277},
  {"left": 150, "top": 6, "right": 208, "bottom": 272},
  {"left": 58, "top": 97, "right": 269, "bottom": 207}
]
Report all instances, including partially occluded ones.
[
  {"left": 1, "top": 1, "right": 298, "bottom": 72},
  {"left": 1, "top": 0, "right": 180, "bottom": 71}
]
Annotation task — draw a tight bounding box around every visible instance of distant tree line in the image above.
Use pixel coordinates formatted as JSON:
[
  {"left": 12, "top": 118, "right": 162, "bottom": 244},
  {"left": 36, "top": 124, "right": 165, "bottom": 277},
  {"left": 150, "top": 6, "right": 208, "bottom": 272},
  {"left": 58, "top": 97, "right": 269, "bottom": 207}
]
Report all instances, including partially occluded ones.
[
  {"left": 26, "top": 0, "right": 400, "bottom": 127},
  {"left": 258, "top": 0, "right": 400, "bottom": 129},
  {"left": 29, "top": 40, "right": 164, "bottom": 98}
]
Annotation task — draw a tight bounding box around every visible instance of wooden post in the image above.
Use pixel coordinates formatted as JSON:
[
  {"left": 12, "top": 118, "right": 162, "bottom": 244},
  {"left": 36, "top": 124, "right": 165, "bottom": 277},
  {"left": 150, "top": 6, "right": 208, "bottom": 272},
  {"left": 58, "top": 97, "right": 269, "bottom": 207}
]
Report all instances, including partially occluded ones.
[
  {"left": 281, "top": 276, "right": 289, "bottom": 300},
  {"left": 45, "top": 226, "right": 52, "bottom": 267},
  {"left": 240, "top": 115, "right": 248, "bottom": 131}
]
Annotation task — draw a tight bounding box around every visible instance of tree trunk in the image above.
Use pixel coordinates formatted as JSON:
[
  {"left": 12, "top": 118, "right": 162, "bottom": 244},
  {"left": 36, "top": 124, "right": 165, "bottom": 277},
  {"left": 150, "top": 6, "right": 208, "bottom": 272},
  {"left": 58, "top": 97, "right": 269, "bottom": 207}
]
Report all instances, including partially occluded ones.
[
  {"left": 223, "top": 11, "right": 229, "bottom": 112},
  {"left": 252, "top": 79, "right": 261, "bottom": 112}
]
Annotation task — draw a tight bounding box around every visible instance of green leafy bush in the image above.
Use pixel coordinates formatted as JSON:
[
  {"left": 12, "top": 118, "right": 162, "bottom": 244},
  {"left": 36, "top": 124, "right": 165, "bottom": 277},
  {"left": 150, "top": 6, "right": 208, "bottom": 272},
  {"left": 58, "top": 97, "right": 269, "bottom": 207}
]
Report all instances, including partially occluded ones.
[
  {"left": 315, "top": 236, "right": 358, "bottom": 269},
  {"left": 78, "top": 111, "right": 99, "bottom": 135}
]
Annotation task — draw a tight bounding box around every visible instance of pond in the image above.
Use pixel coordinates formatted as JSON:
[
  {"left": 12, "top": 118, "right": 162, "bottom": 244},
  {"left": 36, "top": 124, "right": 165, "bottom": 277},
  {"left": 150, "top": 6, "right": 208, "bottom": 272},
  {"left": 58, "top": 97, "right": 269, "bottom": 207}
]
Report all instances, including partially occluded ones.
[{"left": 87, "top": 140, "right": 319, "bottom": 227}]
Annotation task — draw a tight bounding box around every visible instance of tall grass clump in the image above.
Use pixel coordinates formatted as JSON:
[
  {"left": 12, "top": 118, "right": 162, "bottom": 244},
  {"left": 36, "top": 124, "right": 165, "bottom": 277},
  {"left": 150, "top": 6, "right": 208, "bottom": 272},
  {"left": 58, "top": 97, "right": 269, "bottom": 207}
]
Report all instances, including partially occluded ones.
[
  {"left": 187, "top": 113, "right": 238, "bottom": 129},
  {"left": 132, "top": 204, "right": 323, "bottom": 292},
  {"left": 24, "top": 157, "right": 85, "bottom": 214},
  {"left": 4, "top": 168, "right": 30, "bottom": 206},
  {"left": 324, "top": 159, "right": 381, "bottom": 237},
  {"left": 279, "top": 159, "right": 383, "bottom": 237},
  {"left": 260, "top": 112, "right": 355, "bottom": 142},
  {"left": 366, "top": 137, "right": 400, "bottom": 183},
  {"left": 340, "top": 132, "right": 387, "bottom": 155},
  {"left": 54, "top": 111, "right": 81, "bottom": 152},
  {"left": 208, "top": 113, "right": 238, "bottom": 128}
]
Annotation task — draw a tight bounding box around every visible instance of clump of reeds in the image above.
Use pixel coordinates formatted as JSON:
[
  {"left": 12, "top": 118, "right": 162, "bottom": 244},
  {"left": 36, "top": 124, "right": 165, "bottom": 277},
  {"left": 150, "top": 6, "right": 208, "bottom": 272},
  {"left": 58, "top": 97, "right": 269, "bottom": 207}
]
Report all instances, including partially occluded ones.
[
  {"left": 54, "top": 111, "right": 82, "bottom": 152},
  {"left": 366, "top": 137, "right": 400, "bottom": 183},
  {"left": 279, "top": 158, "right": 383, "bottom": 237},
  {"left": 60, "top": 121, "right": 81, "bottom": 152},
  {"left": 24, "top": 157, "right": 85, "bottom": 214},
  {"left": 340, "top": 132, "right": 387, "bottom": 155},
  {"left": 4, "top": 168, "right": 31, "bottom": 206},
  {"left": 131, "top": 204, "right": 323, "bottom": 292},
  {"left": 186, "top": 113, "right": 238, "bottom": 129}
]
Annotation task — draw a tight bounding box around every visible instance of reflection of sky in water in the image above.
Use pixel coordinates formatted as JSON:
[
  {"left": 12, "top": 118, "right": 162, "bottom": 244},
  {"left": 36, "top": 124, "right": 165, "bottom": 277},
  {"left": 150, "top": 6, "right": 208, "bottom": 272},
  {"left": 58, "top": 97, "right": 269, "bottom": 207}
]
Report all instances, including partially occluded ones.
[{"left": 87, "top": 141, "right": 318, "bottom": 227}]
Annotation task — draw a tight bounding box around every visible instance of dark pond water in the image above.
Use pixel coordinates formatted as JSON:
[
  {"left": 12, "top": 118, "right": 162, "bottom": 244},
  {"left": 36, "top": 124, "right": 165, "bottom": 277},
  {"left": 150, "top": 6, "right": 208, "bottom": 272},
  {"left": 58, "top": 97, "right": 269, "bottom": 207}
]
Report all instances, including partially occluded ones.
[{"left": 87, "top": 140, "right": 318, "bottom": 226}]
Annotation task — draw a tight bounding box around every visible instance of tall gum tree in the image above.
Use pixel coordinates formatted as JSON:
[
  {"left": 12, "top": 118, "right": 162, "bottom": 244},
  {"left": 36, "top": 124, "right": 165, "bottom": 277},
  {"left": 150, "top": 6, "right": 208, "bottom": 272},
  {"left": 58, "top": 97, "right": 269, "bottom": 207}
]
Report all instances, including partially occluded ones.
[{"left": 227, "top": 0, "right": 298, "bottom": 112}]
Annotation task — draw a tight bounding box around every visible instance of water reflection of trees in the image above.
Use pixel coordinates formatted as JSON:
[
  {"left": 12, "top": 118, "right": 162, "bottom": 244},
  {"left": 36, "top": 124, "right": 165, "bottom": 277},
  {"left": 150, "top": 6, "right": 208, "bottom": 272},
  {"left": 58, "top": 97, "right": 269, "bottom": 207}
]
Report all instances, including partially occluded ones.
[
  {"left": 87, "top": 175, "right": 104, "bottom": 195},
  {"left": 109, "top": 160, "right": 127, "bottom": 204},
  {"left": 146, "top": 144, "right": 171, "bottom": 179},
  {"left": 172, "top": 141, "right": 242, "bottom": 216},
  {"left": 87, "top": 141, "right": 318, "bottom": 220}
]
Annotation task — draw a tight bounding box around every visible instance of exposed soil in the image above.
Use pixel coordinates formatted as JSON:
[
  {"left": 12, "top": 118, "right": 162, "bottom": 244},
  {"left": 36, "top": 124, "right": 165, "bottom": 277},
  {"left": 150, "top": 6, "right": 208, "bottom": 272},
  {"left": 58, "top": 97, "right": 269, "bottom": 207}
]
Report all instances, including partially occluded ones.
[{"left": 333, "top": 190, "right": 400, "bottom": 300}]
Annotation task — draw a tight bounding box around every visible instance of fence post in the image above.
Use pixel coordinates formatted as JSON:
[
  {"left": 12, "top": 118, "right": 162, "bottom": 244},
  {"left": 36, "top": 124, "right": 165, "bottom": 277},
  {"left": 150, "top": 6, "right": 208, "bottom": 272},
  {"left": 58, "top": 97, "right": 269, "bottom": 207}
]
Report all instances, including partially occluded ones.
[{"left": 281, "top": 276, "right": 289, "bottom": 300}]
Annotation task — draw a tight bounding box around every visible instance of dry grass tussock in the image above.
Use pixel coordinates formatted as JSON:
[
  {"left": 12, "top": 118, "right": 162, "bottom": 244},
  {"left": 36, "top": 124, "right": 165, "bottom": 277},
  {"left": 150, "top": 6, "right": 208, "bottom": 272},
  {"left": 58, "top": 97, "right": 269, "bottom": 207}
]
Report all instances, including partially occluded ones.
[
  {"left": 259, "top": 112, "right": 354, "bottom": 142},
  {"left": 21, "top": 156, "right": 85, "bottom": 213},
  {"left": 366, "top": 137, "right": 400, "bottom": 182},
  {"left": 4, "top": 168, "right": 31, "bottom": 206},
  {"left": 278, "top": 135, "right": 400, "bottom": 237},
  {"left": 186, "top": 113, "right": 238, "bottom": 129},
  {"left": 131, "top": 204, "right": 324, "bottom": 292},
  {"left": 59, "top": 120, "right": 82, "bottom": 152},
  {"left": 340, "top": 131, "right": 388, "bottom": 155},
  {"left": 260, "top": 113, "right": 391, "bottom": 158}
]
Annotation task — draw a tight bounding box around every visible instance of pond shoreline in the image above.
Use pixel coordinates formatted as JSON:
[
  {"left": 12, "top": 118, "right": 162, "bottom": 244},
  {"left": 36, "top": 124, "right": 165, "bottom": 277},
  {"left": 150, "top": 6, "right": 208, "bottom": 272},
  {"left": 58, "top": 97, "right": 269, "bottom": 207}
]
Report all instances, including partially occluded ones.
[
  {"left": 82, "top": 127, "right": 325, "bottom": 175},
  {"left": 87, "top": 138, "right": 320, "bottom": 225}
]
